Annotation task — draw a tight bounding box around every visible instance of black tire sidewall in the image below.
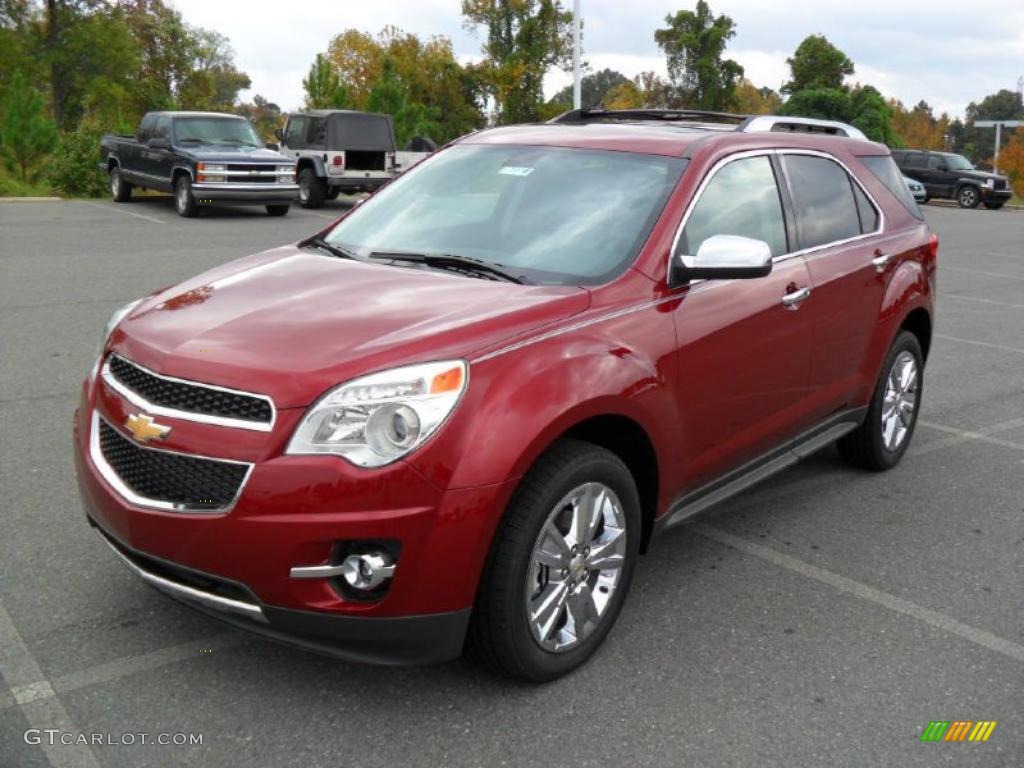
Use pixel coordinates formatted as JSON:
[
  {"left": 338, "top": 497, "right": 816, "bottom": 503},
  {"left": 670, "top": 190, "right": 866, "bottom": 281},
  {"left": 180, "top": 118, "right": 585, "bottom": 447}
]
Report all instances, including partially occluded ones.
[
  {"left": 298, "top": 168, "right": 324, "bottom": 208},
  {"left": 489, "top": 446, "right": 641, "bottom": 681},
  {"left": 175, "top": 176, "right": 196, "bottom": 217},
  {"left": 864, "top": 331, "right": 924, "bottom": 469}
]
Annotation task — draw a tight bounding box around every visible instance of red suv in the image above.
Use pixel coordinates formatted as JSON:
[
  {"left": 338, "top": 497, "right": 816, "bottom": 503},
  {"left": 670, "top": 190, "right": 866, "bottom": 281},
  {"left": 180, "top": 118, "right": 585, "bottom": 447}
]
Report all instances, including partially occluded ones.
[{"left": 74, "top": 110, "right": 937, "bottom": 681}]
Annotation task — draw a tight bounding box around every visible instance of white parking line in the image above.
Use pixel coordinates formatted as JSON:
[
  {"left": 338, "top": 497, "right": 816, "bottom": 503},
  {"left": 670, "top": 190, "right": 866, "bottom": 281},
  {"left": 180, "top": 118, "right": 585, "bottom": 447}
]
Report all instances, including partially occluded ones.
[
  {"left": 0, "top": 600, "right": 101, "bottom": 767},
  {"left": 940, "top": 293, "right": 1024, "bottom": 310},
  {"left": 936, "top": 334, "right": 1024, "bottom": 355},
  {"left": 915, "top": 419, "right": 1024, "bottom": 453},
  {"left": 694, "top": 524, "right": 1024, "bottom": 664},
  {"left": 82, "top": 201, "right": 166, "bottom": 225}
]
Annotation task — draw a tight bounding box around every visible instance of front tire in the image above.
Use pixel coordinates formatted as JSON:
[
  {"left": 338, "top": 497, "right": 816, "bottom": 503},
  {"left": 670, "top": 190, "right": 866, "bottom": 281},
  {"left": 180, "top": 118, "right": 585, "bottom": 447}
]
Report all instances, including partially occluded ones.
[
  {"left": 838, "top": 330, "right": 923, "bottom": 471},
  {"left": 110, "top": 166, "right": 132, "bottom": 202},
  {"left": 470, "top": 439, "right": 641, "bottom": 682},
  {"left": 957, "top": 186, "right": 980, "bottom": 208},
  {"left": 174, "top": 175, "right": 198, "bottom": 218},
  {"left": 298, "top": 168, "right": 325, "bottom": 209},
  {"left": 265, "top": 204, "right": 290, "bottom": 216}
]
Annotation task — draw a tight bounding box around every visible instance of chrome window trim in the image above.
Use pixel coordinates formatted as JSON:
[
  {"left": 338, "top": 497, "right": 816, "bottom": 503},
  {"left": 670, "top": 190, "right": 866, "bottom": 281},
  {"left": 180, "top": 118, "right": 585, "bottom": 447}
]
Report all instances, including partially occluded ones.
[
  {"left": 666, "top": 148, "right": 885, "bottom": 284},
  {"left": 102, "top": 354, "right": 276, "bottom": 432},
  {"left": 89, "top": 411, "right": 253, "bottom": 514},
  {"left": 99, "top": 531, "right": 267, "bottom": 622}
]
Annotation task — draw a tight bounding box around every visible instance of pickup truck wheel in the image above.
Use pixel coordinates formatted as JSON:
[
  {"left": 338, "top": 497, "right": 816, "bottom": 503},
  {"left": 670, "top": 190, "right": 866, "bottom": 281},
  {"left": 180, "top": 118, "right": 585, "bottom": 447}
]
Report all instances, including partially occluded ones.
[
  {"left": 470, "top": 439, "right": 641, "bottom": 681},
  {"left": 957, "top": 186, "right": 980, "bottom": 208},
  {"left": 110, "top": 167, "right": 132, "bottom": 202},
  {"left": 265, "top": 204, "right": 290, "bottom": 216},
  {"left": 174, "top": 176, "right": 198, "bottom": 218},
  {"left": 838, "top": 331, "right": 923, "bottom": 471},
  {"left": 298, "top": 168, "right": 325, "bottom": 208}
]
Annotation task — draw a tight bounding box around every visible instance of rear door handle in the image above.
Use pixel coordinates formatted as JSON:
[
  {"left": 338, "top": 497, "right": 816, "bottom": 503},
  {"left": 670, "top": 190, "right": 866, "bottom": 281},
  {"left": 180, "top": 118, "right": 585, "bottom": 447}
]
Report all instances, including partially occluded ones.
[
  {"left": 871, "top": 253, "right": 893, "bottom": 271},
  {"left": 781, "top": 286, "right": 811, "bottom": 308}
]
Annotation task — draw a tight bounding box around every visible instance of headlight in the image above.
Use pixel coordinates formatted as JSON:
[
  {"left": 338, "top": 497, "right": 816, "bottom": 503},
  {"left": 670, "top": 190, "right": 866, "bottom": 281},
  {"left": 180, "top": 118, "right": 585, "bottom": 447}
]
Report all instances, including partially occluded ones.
[
  {"left": 276, "top": 165, "right": 293, "bottom": 173},
  {"left": 91, "top": 299, "right": 142, "bottom": 378},
  {"left": 198, "top": 163, "right": 227, "bottom": 172},
  {"left": 983, "top": 178, "right": 994, "bottom": 188},
  {"left": 286, "top": 360, "right": 468, "bottom": 467}
]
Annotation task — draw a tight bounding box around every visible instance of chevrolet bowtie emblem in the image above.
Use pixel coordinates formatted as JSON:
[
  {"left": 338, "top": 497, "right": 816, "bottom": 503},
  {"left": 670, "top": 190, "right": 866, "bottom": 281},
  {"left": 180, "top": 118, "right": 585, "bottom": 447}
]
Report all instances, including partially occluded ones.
[{"left": 124, "top": 414, "right": 171, "bottom": 443}]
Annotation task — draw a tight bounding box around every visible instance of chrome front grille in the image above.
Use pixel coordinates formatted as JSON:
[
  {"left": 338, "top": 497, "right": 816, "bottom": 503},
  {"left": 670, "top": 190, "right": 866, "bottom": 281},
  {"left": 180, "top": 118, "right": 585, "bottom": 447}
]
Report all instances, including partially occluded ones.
[
  {"left": 91, "top": 413, "right": 251, "bottom": 512},
  {"left": 102, "top": 355, "right": 275, "bottom": 431}
]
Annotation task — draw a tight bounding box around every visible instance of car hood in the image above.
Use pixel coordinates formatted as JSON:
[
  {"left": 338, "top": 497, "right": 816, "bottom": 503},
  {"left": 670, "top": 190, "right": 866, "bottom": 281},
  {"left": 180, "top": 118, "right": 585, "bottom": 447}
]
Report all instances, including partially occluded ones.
[
  {"left": 179, "top": 145, "right": 292, "bottom": 164},
  {"left": 958, "top": 169, "right": 1007, "bottom": 183},
  {"left": 111, "top": 247, "right": 590, "bottom": 408}
]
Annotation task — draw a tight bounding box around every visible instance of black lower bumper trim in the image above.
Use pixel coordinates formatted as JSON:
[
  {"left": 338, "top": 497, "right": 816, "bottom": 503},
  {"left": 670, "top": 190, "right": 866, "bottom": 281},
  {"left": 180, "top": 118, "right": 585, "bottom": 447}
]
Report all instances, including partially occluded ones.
[{"left": 87, "top": 514, "right": 470, "bottom": 666}]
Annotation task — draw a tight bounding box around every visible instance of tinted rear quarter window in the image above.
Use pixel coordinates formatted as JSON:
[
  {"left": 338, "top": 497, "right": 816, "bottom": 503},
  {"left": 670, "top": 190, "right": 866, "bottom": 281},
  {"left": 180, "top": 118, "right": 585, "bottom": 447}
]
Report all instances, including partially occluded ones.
[
  {"left": 860, "top": 155, "right": 924, "bottom": 220},
  {"left": 782, "top": 155, "right": 862, "bottom": 249},
  {"left": 851, "top": 182, "right": 879, "bottom": 233}
]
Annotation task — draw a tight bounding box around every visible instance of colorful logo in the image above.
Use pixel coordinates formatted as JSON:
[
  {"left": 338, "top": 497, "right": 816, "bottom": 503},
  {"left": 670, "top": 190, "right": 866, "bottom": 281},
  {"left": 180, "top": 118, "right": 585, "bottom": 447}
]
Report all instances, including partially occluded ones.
[{"left": 920, "top": 721, "right": 997, "bottom": 742}]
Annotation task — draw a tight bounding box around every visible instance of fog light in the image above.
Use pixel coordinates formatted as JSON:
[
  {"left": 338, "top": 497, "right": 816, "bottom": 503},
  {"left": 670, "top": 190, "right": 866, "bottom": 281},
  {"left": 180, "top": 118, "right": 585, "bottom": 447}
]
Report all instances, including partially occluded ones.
[{"left": 341, "top": 552, "right": 395, "bottom": 591}]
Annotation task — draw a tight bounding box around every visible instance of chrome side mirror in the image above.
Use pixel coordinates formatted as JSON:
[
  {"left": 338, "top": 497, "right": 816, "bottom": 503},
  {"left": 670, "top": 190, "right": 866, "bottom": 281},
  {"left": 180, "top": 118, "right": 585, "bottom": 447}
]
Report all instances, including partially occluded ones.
[{"left": 671, "top": 234, "right": 773, "bottom": 285}]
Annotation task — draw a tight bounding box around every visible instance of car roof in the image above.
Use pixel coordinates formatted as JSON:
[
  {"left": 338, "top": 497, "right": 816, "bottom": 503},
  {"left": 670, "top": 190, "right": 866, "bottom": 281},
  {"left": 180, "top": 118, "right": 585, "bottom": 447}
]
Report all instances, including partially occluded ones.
[
  {"left": 460, "top": 122, "right": 885, "bottom": 158},
  {"left": 150, "top": 111, "right": 247, "bottom": 120},
  {"left": 291, "top": 110, "right": 391, "bottom": 119}
]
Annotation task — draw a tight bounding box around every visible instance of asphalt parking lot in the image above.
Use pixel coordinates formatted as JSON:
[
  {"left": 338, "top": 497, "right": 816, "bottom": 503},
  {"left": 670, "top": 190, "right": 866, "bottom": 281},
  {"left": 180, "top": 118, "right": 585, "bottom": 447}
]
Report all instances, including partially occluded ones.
[{"left": 1, "top": 196, "right": 1022, "bottom": 768}]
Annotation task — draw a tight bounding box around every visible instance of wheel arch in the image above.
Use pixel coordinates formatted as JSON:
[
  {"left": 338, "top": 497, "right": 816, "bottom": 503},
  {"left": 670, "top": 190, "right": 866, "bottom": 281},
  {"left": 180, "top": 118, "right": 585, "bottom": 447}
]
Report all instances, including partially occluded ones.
[
  {"left": 900, "top": 306, "right": 932, "bottom": 362},
  {"left": 296, "top": 155, "right": 326, "bottom": 176}
]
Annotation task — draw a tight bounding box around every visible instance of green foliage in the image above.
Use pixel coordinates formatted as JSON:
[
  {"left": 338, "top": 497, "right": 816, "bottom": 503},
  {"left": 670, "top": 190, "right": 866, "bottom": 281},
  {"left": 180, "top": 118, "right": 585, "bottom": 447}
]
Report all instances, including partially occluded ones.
[
  {"left": 366, "top": 58, "right": 439, "bottom": 146},
  {"left": 849, "top": 85, "right": 893, "bottom": 144},
  {"left": 0, "top": 71, "right": 57, "bottom": 180},
  {"left": 236, "top": 95, "right": 283, "bottom": 142},
  {"left": 462, "top": 0, "right": 573, "bottom": 124},
  {"left": 783, "top": 35, "right": 854, "bottom": 95},
  {"left": 302, "top": 53, "right": 349, "bottom": 109},
  {"left": 46, "top": 124, "right": 106, "bottom": 197},
  {"left": 654, "top": 1, "right": 743, "bottom": 110},
  {"left": 963, "top": 88, "right": 1024, "bottom": 163},
  {"left": 779, "top": 88, "right": 851, "bottom": 120},
  {"left": 549, "top": 68, "right": 629, "bottom": 109}
]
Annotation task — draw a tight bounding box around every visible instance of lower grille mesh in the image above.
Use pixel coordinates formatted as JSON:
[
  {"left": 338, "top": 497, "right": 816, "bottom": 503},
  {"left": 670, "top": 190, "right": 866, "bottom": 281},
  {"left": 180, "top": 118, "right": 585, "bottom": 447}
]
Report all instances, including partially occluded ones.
[{"left": 98, "top": 420, "right": 248, "bottom": 510}]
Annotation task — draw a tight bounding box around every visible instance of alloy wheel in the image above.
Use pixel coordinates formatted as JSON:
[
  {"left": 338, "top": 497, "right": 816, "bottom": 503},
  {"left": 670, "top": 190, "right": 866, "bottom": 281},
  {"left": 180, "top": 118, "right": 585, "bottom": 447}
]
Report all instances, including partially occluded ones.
[
  {"left": 110, "top": 170, "right": 120, "bottom": 196},
  {"left": 959, "top": 188, "right": 977, "bottom": 207},
  {"left": 176, "top": 182, "right": 188, "bottom": 213},
  {"left": 524, "top": 482, "right": 627, "bottom": 653},
  {"left": 881, "top": 350, "right": 918, "bottom": 451}
]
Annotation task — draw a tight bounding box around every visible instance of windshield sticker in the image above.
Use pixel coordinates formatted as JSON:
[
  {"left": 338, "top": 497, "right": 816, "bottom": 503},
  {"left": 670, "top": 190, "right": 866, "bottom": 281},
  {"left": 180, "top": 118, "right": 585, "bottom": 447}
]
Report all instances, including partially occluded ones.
[{"left": 499, "top": 166, "right": 534, "bottom": 177}]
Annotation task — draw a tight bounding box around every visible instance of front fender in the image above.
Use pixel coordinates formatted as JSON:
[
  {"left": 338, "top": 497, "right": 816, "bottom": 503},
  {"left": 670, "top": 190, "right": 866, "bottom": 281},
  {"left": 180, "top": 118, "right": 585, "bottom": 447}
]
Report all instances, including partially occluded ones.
[{"left": 407, "top": 328, "right": 680, "bottom": 495}]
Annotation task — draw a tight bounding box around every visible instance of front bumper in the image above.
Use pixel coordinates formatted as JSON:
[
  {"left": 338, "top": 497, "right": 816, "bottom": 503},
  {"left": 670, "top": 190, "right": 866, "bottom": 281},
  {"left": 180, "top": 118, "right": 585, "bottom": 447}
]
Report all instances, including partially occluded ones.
[
  {"left": 191, "top": 183, "right": 299, "bottom": 204},
  {"left": 74, "top": 374, "right": 514, "bottom": 664},
  {"left": 981, "top": 187, "right": 1012, "bottom": 203}
]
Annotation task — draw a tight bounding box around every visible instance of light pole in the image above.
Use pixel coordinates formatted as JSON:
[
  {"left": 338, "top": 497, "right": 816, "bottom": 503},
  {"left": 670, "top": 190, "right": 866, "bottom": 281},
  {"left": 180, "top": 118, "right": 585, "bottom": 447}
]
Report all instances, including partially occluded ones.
[
  {"left": 975, "top": 120, "right": 1023, "bottom": 175},
  {"left": 572, "top": 0, "right": 582, "bottom": 110}
]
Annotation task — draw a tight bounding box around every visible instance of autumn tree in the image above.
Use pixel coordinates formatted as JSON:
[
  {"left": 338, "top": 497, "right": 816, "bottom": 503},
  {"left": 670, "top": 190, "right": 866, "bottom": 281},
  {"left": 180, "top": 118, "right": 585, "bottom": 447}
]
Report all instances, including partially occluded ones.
[
  {"left": 782, "top": 34, "right": 854, "bottom": 95},
  {"left": 964, "top": 88, "right": 1024, "bottom": 163},
  {"left": 733, "top": 79, "right": 781, "bottom": 115},
  {"left": 995, "top": 128, "right": 1024, "bottom": 196},
  {"left": 0, "top": 70, "right": 57, "bottom": 179},
  {"left": 236, "top": 95, "right": 282, "bottom": 141},
  {"left": 654, "top": 1, "right": 743, "bottom": 110},
  {"left": 461, "top": 0, "right": 573, "bottom": 123},
  {"left": 302, "top": 53, "right": 348, "bottom": 109},
  {"left": 890, "top": 100, "right": 950, "bottom": 150}
]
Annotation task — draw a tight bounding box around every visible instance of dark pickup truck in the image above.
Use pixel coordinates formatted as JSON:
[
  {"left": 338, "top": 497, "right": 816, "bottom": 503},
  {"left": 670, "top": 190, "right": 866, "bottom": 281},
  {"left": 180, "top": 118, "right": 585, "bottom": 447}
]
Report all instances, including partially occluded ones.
[{"left": 99, "top": 111, "right": 299, "bottom": 217}]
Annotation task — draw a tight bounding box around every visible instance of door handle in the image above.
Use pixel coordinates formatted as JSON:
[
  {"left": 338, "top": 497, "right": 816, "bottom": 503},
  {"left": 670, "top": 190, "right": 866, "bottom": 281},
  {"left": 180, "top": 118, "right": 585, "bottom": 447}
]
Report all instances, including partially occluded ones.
[
  {"left": 781, "top": 286, "right": 811, "bottom": 308},
  {"left": 871, "top": 252, "right": 893, "bottom": 272}
]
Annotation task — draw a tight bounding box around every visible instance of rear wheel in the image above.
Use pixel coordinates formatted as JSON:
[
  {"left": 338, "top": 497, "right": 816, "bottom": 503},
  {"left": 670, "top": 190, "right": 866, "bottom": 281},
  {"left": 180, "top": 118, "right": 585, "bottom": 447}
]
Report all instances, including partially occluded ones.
[
  {"left": 174, "top": 175, "right": 198, "bottom": 217},
  {"left": 110, "top": 166, "right": 132, "bottom": 202},
  {"left": 838, "top": 331, "right": 923, "bottom": 471},
  {"left": 470, "top": 439, "right": 641, "bottom": 681},
  {"left": 265, "top": 204, "right": 290, "bottom": 216},
  {"left": 325, "top": 187, "right": 341, "bottom": 200},
  {"left": 298, "top": 168, "right": 325, "bottom": 208},
  {"left": 957, "top": 186, "right": 980, "bottom": 208}
]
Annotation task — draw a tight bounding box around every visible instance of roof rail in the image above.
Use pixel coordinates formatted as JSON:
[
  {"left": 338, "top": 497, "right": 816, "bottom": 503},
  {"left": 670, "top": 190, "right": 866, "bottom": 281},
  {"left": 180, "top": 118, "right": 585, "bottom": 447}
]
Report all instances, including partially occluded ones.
[
  {"left": 738, "top": 115, "right": 868, "bottom": 141},
  {"left": 549, "top": 108, "right": 748, "bottom": 125}
]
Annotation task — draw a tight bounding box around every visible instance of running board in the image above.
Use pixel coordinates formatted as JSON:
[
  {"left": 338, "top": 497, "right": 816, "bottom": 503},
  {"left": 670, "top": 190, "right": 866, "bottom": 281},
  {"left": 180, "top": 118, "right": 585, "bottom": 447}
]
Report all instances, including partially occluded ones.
[{"left": 652, "top": 409, "right": 865, "bottom": 537}]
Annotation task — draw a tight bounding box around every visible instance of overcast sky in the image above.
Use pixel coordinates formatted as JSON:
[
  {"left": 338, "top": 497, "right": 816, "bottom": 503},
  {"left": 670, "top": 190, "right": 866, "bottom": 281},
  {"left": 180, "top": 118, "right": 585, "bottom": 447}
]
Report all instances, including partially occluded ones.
[{"left": 173, "top": 0, "right": 1023, "bottom": 118}]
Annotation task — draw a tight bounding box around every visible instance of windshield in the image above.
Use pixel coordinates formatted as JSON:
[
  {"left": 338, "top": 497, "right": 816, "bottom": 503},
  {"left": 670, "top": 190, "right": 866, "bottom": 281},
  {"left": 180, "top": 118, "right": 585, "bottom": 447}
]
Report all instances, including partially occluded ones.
[
  {"left": 942, "top": 154, "right": 974, "bottom": 171},
  {"left": 324, "top": 145, "right": 686, "bottom": 285},
  {"left": 173, "top": 117, "right": 261, "bottom": 147}
]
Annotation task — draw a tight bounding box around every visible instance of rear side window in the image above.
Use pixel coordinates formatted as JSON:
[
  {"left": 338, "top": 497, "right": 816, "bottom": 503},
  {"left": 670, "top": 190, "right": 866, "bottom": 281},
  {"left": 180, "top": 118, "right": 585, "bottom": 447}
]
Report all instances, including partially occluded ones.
[
  {"left": 905, "top": 153, "right": 927, "bottom": 169},
  {"left": 851, "top": 182, "right": 879, "bottom": 233},
  {"left": 926, "top": 155, "right": 943, "bottom": 170},
  {"left": 782, "top": 155, "right": 862, "bottom": 249},
  {"left": 680, "top": 155, "right": 787, "bottom": 257},
  {"left": 860, "top": 155, "right": 925, "bottom": 220}
]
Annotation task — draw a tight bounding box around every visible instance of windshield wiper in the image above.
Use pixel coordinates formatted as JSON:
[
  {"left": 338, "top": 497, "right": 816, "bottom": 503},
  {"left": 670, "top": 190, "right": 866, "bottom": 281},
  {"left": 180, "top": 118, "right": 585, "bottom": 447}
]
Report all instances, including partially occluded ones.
[
  {"left": 302, "top": 237, "right": 358, "bottom": 260},
  {"left": 368, "top": 250, "right": 526, "bottom": 284}
]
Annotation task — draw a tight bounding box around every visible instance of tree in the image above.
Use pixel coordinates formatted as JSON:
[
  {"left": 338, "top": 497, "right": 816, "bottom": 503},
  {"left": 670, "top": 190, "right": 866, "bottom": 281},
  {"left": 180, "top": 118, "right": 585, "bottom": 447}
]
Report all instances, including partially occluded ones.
[
  {"left": 365, "top": 58, "right": 435, "bottom": 146},
  {"left": 890, "top": 100, "right": 950, "bottom": 150},
  {"left": 302, "top": 53, "right": 348, "bottom": 109},
  {"left": 782, "top": 35, "right": 854, "bottom": 95},
  {"left": 848, "top": 85, "right": 893, "bottom": 144},
  {"left": 550, "top": 68, "right": 629, "bottom": 109},
  {"left": 995, "top": 128, "right": 1024, "bottom": 197},
  {"left": 654, "top": 1, "right": 743, "bottom": 110},
  {"left": 0, "top": 70, "right": 57, "bottom": 180},
  {"left": 964, "top": 89, "right": 1024, "bottom": 163},
  {"left": 462, "top": 0, "right": 573, "bottom": 124},
  {"left": 236, "top": 95, "right": 282, "bottom": 141},
  {"left": 733, "top": 79, "right": 781, "bottom": 115},
  {"left": 779, "top": 87, "right": 851, "bottom": 121}
]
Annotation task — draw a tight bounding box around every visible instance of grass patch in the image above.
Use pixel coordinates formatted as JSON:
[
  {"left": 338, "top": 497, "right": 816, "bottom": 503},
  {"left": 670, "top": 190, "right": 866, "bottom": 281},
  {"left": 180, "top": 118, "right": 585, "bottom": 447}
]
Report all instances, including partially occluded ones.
[{"left": 0, "top": 168, "right": 54, "bottom": 197}]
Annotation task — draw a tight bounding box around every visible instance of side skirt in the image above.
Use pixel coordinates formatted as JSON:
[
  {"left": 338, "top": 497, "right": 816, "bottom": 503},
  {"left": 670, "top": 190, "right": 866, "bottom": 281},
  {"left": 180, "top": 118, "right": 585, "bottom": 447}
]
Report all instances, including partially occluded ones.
[{"left": 652, "top": 407, "right": 867, "bottom": 538}]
